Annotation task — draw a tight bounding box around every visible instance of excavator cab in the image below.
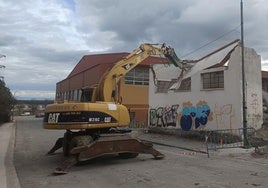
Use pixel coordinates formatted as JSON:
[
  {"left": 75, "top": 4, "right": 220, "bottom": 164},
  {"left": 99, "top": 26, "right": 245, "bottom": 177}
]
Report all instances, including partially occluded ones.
[
  {"left": 80, "top": 84, "right": 101, "bottom": 103},
  {"left": 80, "top": 88, "right": 95, "bottom": 102}
]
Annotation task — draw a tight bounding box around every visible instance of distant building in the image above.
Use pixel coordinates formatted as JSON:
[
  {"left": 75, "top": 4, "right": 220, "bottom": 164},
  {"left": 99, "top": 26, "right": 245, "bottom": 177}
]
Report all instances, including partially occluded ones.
[{"left": 262, "top": 71, "right": 268, "bottom": 92}]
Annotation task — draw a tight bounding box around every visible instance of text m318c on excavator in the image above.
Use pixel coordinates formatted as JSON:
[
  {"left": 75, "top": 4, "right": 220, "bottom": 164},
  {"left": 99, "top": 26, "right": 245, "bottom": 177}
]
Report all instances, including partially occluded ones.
[{"left": 43, "top": 43, "right": 183, "bottom": 174}]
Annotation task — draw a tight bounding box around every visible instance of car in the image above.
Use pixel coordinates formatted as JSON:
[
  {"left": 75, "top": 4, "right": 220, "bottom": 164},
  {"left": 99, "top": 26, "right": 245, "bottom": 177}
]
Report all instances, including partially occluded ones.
[
  {"left": 35, "top": 111, "right": 45, "bottom": 118},
  {"left": 22, "top": 112, "right": 31, "bottom": 116}
]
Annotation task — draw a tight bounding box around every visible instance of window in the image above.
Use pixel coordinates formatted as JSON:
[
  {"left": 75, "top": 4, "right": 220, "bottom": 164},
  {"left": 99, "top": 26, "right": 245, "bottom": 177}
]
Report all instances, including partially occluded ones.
[
  {"left": 125, "top": 67, "right": 149, "bottom": 85},
  {"left": 177, "top": 77, "right": 191, "bottom": 91},
  {"left": 202, "top": 71, "right": 224, "bottom": 89},
  {"left": 73, "top": 90, "right": 78, "bottom": 101},
  {"left": 156, "top": 78, "right": 191, "bottom": 93},
  {"left": 156, "top": 80, "right": 175, "bottom": 93}
]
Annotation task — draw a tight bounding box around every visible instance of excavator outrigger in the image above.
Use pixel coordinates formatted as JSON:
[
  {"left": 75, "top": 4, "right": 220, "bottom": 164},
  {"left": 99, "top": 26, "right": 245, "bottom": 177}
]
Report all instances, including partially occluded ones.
[{"left": 43, "top": 43, "right": 182, "bottom": 174}]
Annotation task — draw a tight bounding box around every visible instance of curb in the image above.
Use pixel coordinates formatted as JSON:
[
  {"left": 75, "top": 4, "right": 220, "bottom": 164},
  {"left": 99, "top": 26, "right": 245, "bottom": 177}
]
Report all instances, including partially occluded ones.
[{"left": 0, "top": 122, "right": 21, "bottom": 188}]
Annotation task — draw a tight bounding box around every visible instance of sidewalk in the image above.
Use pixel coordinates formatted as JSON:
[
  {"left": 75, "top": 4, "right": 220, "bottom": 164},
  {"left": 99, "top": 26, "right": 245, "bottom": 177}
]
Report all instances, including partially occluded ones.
[{"left": 0, "top": 122, "right": 20, "bottom": 188}]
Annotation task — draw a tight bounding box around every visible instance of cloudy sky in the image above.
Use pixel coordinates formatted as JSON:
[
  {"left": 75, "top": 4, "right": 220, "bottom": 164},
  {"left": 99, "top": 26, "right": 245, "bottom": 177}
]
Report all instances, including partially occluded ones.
[{"left": 0, "top": 0, "right": 267, "bottom": 100}]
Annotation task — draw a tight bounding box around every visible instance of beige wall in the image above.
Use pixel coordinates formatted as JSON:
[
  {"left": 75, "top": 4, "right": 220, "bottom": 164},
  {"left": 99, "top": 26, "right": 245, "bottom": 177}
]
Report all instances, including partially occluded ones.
[
  {"left": 120, "top": 78, "right": 149, "bottom": 124},
  {"left": 120, "top": 79, "right": 148, "bottom": 105}
]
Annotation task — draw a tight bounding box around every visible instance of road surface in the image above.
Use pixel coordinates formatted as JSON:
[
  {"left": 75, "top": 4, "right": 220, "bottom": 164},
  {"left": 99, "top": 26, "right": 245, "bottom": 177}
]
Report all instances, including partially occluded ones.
[{"left": 14, "top": 116, "right": 268, "bottom": 188}]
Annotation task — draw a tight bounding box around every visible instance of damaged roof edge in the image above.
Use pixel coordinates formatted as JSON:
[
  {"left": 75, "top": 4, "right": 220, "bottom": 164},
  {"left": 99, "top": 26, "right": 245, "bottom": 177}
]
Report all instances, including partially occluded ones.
[
  {"left": 183, "top": 39, "right": 241, "bottom": 79},
  {"left": 196, "top": 39, "right": 240, "bottom": 62},
  {"left": 168, "top": 39, "right": 240, "bottom": 90}
]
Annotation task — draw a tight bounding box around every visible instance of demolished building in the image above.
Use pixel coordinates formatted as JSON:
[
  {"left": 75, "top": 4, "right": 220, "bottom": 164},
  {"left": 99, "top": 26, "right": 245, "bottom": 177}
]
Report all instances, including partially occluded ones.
[{"left": 149, "top": 40, "right": 263, "bottom": 131}]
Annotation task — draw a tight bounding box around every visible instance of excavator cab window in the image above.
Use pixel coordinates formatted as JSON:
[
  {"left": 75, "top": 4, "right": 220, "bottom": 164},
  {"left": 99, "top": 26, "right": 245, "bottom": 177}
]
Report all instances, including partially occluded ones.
[{"left": 80, "top": 88, "right": 94, "bottom": 102}]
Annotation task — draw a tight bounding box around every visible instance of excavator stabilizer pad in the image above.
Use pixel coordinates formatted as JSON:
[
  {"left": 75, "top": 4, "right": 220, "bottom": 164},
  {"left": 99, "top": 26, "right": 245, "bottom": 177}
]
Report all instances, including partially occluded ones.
[{"left": 70, "top": 134, "right": 164, "bottom": 161}]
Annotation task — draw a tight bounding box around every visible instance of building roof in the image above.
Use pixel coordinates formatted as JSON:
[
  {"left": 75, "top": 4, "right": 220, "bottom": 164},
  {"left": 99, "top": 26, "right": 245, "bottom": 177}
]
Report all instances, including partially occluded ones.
[
  {"left": 262, "top": 71, "right": 268, "bottom": 79},
  {"left": 67, "top": 52, "right": 167, "bottom": 78}
]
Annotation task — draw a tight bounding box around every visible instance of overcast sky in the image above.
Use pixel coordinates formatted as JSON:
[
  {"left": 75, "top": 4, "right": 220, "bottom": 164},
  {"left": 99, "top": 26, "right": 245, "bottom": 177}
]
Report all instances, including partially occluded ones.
[{"left": 0, "top": 0, "right": 267, "bottom": 100}]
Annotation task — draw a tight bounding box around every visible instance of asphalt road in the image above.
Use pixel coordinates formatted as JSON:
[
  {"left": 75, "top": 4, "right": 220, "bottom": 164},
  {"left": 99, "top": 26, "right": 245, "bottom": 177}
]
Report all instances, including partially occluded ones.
[{"left": 14, "top": 116, "right": 268, "bottom": 188}]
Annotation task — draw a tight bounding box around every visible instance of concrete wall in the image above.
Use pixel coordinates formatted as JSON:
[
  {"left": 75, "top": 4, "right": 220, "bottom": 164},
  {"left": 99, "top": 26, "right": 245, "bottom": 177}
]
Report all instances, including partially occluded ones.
[{"left": 148, "top": 46, "right": 262, "bottom": 131}]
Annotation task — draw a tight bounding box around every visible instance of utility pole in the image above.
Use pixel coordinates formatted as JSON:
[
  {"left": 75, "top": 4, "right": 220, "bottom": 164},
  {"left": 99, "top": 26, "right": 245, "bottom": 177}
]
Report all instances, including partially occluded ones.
[{"left": 240, "top": 0, "right": 249, "bottom": 148}]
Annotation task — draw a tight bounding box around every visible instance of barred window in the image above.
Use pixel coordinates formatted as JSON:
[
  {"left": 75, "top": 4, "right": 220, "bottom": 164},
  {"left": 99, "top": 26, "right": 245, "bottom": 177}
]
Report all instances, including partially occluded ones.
[
  {"left": 156, "top": 78, "right": 191, "bottom": 93},
  {"left": 125, "top": 67, "right": 149, "bottom": 85},
  {"left": 156, "top": 80, "right": 175, "bottom": 93},
  {"left": 177, "top": 77, "right": 191, "bottom": 91},
  {"left": 202, "top": 71, "right": 224, "bottom": 89}
]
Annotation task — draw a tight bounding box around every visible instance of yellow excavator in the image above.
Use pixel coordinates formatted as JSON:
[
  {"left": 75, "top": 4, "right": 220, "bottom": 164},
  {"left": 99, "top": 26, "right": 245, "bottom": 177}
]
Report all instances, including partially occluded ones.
[{"left": 43, "top": 43, "right": 182, "bottom": 174}]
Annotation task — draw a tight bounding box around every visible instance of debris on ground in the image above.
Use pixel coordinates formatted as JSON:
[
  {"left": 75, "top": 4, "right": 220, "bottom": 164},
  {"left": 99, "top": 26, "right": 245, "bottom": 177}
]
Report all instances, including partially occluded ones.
[{"left": 249, "top": 123, "right": 268, "bottom": 156}]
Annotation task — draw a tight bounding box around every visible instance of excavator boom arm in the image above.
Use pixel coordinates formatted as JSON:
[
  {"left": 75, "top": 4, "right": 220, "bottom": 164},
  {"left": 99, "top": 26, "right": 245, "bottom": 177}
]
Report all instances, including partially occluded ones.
[{"left": 96, "top": 43, "right": 181, "bottom": 102}]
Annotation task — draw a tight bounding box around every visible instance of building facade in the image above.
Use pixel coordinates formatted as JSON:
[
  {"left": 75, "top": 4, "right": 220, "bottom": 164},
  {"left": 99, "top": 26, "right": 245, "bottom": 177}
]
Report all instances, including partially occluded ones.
[
  {"left": 55, "top": 53, "right": 166, "bottom": 126},
  {"left": 262, "top": 71, "right": 268, "bottom": 93},
  {"left": 148, "top": 46, "right": 263, "bottom": 131}
]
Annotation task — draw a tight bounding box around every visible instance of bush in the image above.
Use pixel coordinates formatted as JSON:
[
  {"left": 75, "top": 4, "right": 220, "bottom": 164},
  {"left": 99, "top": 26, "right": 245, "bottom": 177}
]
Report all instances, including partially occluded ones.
[{"left": 0, "top": 80, "right": 16, "bottom": 123}]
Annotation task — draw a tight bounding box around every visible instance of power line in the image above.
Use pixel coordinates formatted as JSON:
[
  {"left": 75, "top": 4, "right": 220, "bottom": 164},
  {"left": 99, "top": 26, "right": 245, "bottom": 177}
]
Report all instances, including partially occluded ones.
[{"left": 182, "top": 25, "right": 241, "bottom": 58}]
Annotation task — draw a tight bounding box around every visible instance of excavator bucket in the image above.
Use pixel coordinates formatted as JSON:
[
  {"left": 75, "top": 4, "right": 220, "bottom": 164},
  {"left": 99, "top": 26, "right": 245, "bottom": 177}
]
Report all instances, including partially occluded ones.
[
  {"left": 53, "top": 134, "right": 164, "bottom": 174},
  {"left": 165, "top": 48, "right": 182, "bottom": 68}
]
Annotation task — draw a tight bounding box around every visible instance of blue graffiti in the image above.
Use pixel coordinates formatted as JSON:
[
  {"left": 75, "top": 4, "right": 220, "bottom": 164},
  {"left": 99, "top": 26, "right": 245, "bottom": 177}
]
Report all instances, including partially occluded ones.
[{"left": 180, "top": 104, "right": 211, "bottom": 131}]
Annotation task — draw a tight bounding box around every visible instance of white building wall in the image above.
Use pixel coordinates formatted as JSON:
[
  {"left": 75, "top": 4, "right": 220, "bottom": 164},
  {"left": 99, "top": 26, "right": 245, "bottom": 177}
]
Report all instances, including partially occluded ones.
[
  {"left": 148, "top": 46, "right": 262, "bottom": 131},
  {"left": 243, "top": 48, "right": 263, "bottom": 128}
]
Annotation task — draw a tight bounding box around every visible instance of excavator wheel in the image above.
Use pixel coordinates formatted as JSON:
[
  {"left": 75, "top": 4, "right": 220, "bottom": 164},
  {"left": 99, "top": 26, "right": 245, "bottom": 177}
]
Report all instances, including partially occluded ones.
[
  {"left": 62, "top": 132, "right": 71, "bottom": 156},
  {"left": 118, "top": 152, "right": 139, "bottom": 159},
  {"left": 54, "top": 135, "right": 94, "bottom": 175},
  {"left": 69, "top": 135, "right": 94, "bottom": 152}
]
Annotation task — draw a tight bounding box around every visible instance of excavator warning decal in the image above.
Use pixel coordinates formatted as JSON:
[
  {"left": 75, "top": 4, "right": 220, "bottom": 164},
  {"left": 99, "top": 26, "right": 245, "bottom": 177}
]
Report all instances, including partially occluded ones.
[
  {"left": 108, "top": 104, "right": 117, "bottom": 110},
  {"left": 122, "top": 63, "right": 133, "bottom": 70}
]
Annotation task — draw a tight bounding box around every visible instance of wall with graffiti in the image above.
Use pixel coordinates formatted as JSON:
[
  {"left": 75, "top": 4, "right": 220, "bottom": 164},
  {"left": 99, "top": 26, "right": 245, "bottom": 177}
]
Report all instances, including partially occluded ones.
[
  {"left": 148, "top": 47, "right": 263, "bottom": 131},
  {"left": 149, "top": 104, "right": 179, "bottom": 127},
  {"left": 149, "top": 101, "right": 237, "bottom": 131}
]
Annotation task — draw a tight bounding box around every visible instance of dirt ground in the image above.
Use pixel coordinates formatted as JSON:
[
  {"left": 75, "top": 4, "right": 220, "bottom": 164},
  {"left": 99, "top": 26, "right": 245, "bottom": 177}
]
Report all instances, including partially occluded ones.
[
  {"left": 250, "top": 123, "right": 268, "bottom": 156},
  {"left": 255, "top": 124, "right": 268, "bottom": 138}
]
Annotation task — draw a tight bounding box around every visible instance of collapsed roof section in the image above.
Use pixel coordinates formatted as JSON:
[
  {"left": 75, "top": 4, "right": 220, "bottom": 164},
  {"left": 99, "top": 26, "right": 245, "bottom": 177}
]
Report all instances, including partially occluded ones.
[
  {"left": 153, "top": 39, "right": 240, "bottom": 90},
  {"left": 183, "top": 39, "right": 240, "bottom": 79}
]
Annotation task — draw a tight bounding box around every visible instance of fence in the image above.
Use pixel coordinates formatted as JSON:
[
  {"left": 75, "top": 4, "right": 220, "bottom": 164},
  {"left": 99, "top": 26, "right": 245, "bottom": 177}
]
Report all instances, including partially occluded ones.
[
  {"left": 205, "top": 128, "right": 256, "bottom": 157},
  {"left": 129, "top": 119, "right": 147, "bottom": 128}
]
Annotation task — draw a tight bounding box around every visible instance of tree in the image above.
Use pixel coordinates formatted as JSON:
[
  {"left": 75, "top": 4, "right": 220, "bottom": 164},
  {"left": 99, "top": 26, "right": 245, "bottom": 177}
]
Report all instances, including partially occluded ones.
[{"left": 0, "top": 80, "right": 16, "bottom": 123}]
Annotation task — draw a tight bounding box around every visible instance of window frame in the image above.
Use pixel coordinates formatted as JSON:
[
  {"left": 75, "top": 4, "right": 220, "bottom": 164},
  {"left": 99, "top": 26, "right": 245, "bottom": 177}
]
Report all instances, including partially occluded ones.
[
  {"left": 201, "top": 70, "right": 224, "bottom": 90},
  {"left": 125, "top": 67, "right": 149, "bottom": 86},
  {"left": 155, "top": 77, "right": 191, "bottom": 93}
]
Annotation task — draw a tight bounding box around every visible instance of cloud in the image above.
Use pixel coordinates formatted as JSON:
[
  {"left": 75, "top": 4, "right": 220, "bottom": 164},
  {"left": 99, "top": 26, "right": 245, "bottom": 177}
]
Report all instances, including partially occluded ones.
[
  {"left": 14, "top": 90, "right": 55, "bottom": 100},
  {"left": 74, "top": 0, "right": 268, "bottom": 59},
  {"left": 0, "top": 0, "right": 89, "bottom": 99},
  {"left": 0, "top": 0, "right": 267, "bottom": 99}
]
